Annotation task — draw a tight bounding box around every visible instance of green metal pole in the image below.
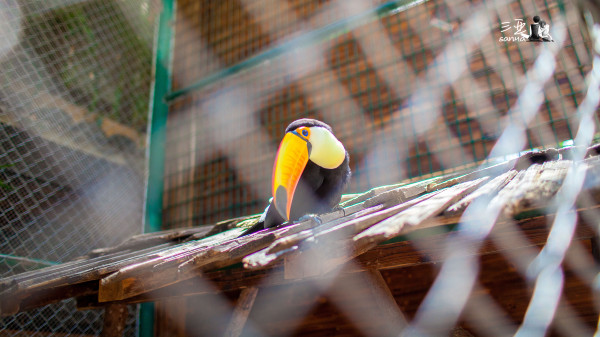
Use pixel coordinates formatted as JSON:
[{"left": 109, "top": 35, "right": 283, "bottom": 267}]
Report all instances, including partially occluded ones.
[{"left": 141, "top": 0, "right": 174, "bottom": 335}]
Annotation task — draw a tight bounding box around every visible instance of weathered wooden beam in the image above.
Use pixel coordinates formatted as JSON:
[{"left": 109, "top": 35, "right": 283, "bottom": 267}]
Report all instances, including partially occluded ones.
[
  {"left": 506, "top": 160, "right": 571, "bottom": 215},
  {"left": 245, "top": 190, "right": 443, "bottom": 272},
  {"left": 101, "top": 303, "right": 129, "bottom": 337},
  {"left": 362, "top": 177, "right": 442, "bottom": 208},
  {"left": 4, "top": 157, "right": 599, "bottom": 315},
  {"left": 98, "top": 228, "right": 247, "bottom": 302},
  {"left": 424, "top": 148, "right": 556, "bottom": 194},
  {"left": 83, "top": 212, "right": 597, "bottom": 308},
  {"left": 1, "top": 281, "right": 98, "bottom": 316},
  {"left": 86, "top": 226, "right": 215, "bottom": 258},
  {"left": 445, "top": 170, "right": 518, "bottom": 215},
  {"left": 0, "top": 227, "right": 242, "bottom": 314},
  {"left": 97, "top": 202, "right": 371, "bottom": 302},
  {"left": 0, "top": 242, "right": 174, "bottom": 294},
  {"left": 364, "top": 269, "right": 407, "bottom": 327},
  {"left": 223, "top": 287, "right": 259, "bottom": 337},
  {"left": 155, "top": 298, "right": 188, "bottom": 337},
  {"left": 268, "top": 204, "right": 392, "bottom": 278},
  {"left": 353, "top": 178, "right": 489, "bottom": 256},
  {"left": 1, "top": 220, "right": 249, "bottom": 298},
  {"left": 340, "top": 181, "right": 423, "bottom": 207},
  {"left": 9, "top": 201, "right": 600, "bottom": 315}
]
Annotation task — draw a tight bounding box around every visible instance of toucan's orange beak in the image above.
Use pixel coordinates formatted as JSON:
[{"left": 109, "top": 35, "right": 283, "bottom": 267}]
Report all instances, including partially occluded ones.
[{"left": 272, "top": 131, "right": 310, "bottom": 221}]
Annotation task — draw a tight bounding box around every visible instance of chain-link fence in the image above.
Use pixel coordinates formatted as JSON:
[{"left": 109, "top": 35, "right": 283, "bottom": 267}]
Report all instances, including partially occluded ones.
[
  {"left": 163, "top": 0, "right": 597, "bottom": 227},
  {"left": 1, "top": 0, "right": 600, "bottom": 335},
  {"left": 155, "top": 0, "right": 600, "bottom": 335},
  {"left": 0, "top": 0, "right": 160, "bottom": 335}
]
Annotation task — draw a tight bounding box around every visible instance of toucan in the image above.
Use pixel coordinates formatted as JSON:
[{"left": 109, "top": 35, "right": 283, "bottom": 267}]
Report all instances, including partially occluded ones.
[{"left": 242, "top": 119, "right": 350, "bottom": 236}]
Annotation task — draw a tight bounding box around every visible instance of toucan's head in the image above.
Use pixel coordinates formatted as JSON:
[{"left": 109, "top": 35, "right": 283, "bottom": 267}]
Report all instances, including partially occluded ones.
[{"left": 272, "top": 119, "right": 346, "bottom": 221}]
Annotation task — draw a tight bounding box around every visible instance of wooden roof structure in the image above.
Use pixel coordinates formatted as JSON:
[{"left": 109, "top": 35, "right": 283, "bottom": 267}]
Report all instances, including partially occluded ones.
[{"left": 2, "top": 145, "right": 600, "bottom": 336}]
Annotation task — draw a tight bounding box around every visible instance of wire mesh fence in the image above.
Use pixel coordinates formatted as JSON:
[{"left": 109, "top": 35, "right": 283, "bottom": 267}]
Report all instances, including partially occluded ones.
[
  {"left": 155, "top": 0, "right": 600, "bottom": 335},
  {"left": 1, "top": 0, "right": 599, "bottom": 335},
  {"left": 164, "top": 0, "right": 596, "bottom": 227},
  {"left": 0, "top": 0, "right": 159, "bottom": 335}
]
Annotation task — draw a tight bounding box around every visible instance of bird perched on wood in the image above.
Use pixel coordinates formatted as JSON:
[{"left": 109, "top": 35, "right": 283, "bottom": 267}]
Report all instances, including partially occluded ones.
[{"left": 241, "top": 119, "right": 350, "bottom": 236}]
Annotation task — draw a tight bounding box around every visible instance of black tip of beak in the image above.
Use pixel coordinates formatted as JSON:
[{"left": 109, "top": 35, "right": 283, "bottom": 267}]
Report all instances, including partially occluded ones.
[{"left": 274, "top": 185, "right": 288, "bottom": 220}]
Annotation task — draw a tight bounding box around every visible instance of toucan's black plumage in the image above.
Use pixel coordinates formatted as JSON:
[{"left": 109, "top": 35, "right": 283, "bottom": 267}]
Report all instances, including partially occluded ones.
[{"left": 242, "top": 119, "right": 350, "bottom": 236}]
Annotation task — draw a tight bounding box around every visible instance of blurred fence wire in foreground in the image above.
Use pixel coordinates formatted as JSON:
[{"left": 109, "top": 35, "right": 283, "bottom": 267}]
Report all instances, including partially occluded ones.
[
  {"left": 0, "top": 0, "right": 160, "bottom": 335},
  {"left": 159, "top": 0, "right": 600, "bottom": 335},
  {"left": 164, "top": 0, "right": 596, "bottom": 227},
  {"left": 0, "top": 0, "right": 599, "bottom": 335}
]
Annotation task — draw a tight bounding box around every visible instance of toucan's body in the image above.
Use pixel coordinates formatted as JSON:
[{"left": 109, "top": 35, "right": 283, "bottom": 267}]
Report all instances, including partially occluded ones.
[{"left": 242, "top": 119, "right": 350, "bottom": 236}]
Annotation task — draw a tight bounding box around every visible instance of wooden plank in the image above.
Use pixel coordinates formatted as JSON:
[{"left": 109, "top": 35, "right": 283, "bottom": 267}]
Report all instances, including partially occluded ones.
[
  {"left": 492, "top": 160, "right": 570, "bottom": 217},
  {"left": 339, "top": 182, "right": 406, "bottom": 207},
  {"left": 0, "top": 227, "right": 243, "bottom": 314},
  {"left": 445, "top": 170, "right": 518, "bottom": 216},
  {"left": 424, "top": 159, "right": 513, "bottom": 192},
  {"left": 86, "top": 208, "right": 598, "bottom": 308},
  {"left": 86, "top": 226, "right": 215, "bottom": 258},
  {"left": 345, "top": 176, "right": 442, "bottom": 209},
  {"left": 364, "top": 269, "right": 407, "bottom": 327},
  {"left": 426, "top": 147, "right": 559, "bottom": 194},
  {"left": 488, "top": 165, "right": 543, "bottom": 218},
  {"left": 509, "top": 160, "right": 571, "bottom": 213},
  {"left": 353, "top": 178, "right": 489, "bottom": 255},
  {"left": 101, "top": 303, "right": 129, "bottom": 337},
  {"left": 245, "top": 191, "right": 441, "bottom": 272},
  {"left": 6, "top": 155, "right": 600, "bottom": 314},
  {"left": 223, "top": 287, "right": 259, "bottom": 337},
  {"left": 363, "top": 176, "right": 443, "bottom": 208},
  {"left": 98, "top": 202, "right": 371, "bottom": 302},
  {"left": 0, "top": 242, "right": 175, "bottom": 292},
  {"left": 98, "top": 211, "right": 339, "bottom": 302},
  {"left": 261, "top": 204, "right": 387, "bottom": 275},
  {"left": 155, "top": 298, "right": 188, "bottom": 337},
  {"left": 12, "top": 281, "right": 99, "bottom": 316},
  {"left": 98, "top": 228, "right": 246, "bottom": 302},
  {"left": 2, "top": 279, "right": 100, "bottom": 316}
]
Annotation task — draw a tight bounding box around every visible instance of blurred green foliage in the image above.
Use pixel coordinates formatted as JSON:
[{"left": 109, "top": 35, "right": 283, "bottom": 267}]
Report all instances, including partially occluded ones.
[{"left": 24, "top": 0, "right": 154, "bottom": 132}]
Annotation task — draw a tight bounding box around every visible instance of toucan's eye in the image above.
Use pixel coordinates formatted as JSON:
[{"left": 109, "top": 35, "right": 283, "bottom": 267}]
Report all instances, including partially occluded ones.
[{"left": 302, "top": 129, "right": 309, "bottom": 137}]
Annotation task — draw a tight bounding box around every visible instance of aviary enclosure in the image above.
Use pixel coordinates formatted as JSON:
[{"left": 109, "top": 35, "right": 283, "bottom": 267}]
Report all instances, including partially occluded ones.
[{"left": 1, "top": 0, "right": 599, "bottom": 336}]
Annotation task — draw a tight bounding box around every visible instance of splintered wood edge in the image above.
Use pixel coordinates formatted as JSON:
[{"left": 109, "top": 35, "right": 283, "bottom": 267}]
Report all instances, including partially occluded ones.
[
  {"left": 353, "top": 177, "right": 489, "bottom": 250},
  {"left": 445, "top": 170, "right": 518, "bottom": 215},
  {"left": 98, "top": 228, "right": 283, "bottom": 302},
  {"left": 96, "top": 229, "right": 251, "bottom": 301},
  {"left": 98, "top": 275, "right": 129, "bottom": 302}
]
